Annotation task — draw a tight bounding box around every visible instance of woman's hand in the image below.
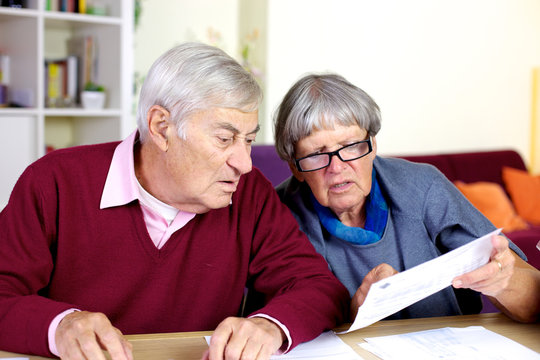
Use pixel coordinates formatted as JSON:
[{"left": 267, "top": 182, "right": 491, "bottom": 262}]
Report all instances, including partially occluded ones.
[
  {"left": 453, "top": 234, "right": 540, "bottom": 322},
  {"left": 350, "top": 263, "right": 398, "bottom": 320},
  {"left": 452, "top": 235, "right": 513, "bottom": 296}
]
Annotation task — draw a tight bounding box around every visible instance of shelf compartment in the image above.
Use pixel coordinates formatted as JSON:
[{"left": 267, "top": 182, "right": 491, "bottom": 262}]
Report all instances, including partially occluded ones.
[{"left": 45, "top": 114, "right": 124, "bottom": 150}]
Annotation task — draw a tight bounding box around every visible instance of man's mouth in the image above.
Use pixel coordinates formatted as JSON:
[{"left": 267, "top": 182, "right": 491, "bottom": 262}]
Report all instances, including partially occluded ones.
[{"left": 219, "top": 180, "right": 239, "bottom": 192}]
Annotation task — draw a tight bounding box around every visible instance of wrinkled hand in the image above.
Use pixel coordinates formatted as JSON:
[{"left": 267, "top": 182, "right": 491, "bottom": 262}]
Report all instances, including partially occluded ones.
[
  {"left": 202, "top": 317, "right": 285, "bottom": 360},
  {"left": 350, "top": 263, "right": 398, "bottom": 320},
  {"left": 56, "top": 311, "right": 133, "bottom": 360},
  {"left": 453, "top": 235, "right": 514, "bottom": 296}
]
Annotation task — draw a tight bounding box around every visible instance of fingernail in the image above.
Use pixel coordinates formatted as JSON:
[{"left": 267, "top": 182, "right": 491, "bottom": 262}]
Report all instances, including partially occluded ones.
[{"left": 453, "top": 280, "right": 462, "bottom": 287}]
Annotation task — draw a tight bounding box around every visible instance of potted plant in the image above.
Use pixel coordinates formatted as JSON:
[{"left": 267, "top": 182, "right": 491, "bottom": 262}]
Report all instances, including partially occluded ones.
[{"left": 81, "top": 82, "right": 106, "bottom": 109}]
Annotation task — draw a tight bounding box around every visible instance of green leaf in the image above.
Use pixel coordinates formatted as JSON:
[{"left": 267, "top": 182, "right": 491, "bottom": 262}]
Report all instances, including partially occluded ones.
[{"left": 84, "top": 82, "right": 105, "bottom": 92}]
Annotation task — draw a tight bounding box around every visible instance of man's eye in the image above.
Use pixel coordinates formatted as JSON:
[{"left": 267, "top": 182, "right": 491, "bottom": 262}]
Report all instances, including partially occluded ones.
[
  {"left": 218, "top": 137, "right": 233, "bottom": 144},
  {"left": 246, "top": 138, "right": 256, "bottom": 145}
]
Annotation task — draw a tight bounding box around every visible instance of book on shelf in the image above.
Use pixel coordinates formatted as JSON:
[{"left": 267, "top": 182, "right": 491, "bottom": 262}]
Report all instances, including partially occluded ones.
[
  {"left": 0, "top": 53, "right": 9, "bottom": 85},
  {"left": 78, "top": 0, "right": 86, "bottom": 14},
  {"left": 0, "top": 53, "right": 10, "bottom": 107},
  {"left": 66, "top": 55, "right": 78, "bottom": 105},
  {"left": 46, "top": 0, "right": 87, "bottom": 14},
  {"left": 67, "top": 35, "right": 97, "bottom": 100},
  {"left": 44, "top": 55, "right": 78, "bottom": 108},
  {"left": 0, "top": 0, "right": 25, "bottom": 9}
]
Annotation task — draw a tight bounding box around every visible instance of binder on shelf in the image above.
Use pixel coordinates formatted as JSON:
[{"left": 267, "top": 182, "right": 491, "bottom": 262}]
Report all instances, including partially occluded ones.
[
  {"left": 46, "top": 60, "right": 61, "bottom": 107},
  {"left": 44, "top": 56, "right": 79, "bottom": 108}
]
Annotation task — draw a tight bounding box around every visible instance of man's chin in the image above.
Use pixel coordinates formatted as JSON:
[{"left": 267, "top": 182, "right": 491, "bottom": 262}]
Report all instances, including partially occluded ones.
[{"left": 206, "top": 193, "right": 234, "bottom": 210}]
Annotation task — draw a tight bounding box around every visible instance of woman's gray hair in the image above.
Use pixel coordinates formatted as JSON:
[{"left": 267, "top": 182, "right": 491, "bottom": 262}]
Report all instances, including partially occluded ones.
[
  {"left": 273, "top": 73, "right": 381, "bottom": 161},
  {"left": 137, "top": 42, "right": 262, "bottom": 142}
]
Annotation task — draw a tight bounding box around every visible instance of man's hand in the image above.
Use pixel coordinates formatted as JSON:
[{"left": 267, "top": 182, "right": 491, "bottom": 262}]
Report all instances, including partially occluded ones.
[
  {"left": 452, "top": 235, "right": 514, "bottom": 296},
  {"left": 202, "top": 317, "right": 285, "bottom": 360},
  {"left": 55, "top": 311, "right": 133, "bottom": 360},
  {"left": 350, "top": 263, "right": 398, "bottom": 320}
]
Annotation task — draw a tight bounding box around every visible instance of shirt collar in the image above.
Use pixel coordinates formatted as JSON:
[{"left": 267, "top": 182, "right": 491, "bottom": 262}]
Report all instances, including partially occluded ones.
[{"left": 100, "top": 130, "right": 141, "bottom": 209}]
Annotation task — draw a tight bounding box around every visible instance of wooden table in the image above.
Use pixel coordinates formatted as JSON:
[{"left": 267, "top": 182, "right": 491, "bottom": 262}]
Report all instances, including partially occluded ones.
[
  {"left": 337, "top": 313, "right": 540, "bottom": 359},
  {"left": 1, "top": 313, "right": 538, "bottom": 359}
]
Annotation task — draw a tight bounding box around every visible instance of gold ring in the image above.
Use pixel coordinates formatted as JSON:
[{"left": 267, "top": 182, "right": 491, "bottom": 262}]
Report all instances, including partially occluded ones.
[{"left": 495, "top": 260, "right": 503, "bottom": 272}]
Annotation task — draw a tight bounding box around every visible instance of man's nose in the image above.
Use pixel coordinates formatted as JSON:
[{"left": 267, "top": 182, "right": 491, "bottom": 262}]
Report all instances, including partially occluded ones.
[{"left": 228, "top": 142, "right": 253, "bottom": 175}]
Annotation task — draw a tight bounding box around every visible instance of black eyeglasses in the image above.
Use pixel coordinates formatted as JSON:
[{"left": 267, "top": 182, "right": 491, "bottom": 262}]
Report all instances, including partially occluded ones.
[{"left": 294, "top": 138, "right": 372, "bottom": 172}]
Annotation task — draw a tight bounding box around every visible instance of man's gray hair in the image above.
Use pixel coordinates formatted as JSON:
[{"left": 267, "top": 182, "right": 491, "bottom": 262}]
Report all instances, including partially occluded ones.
[
  {"left": 273, "top": 73, "right": 381, "bottom": 162},
  {"left": 137, "top": 42, "right": 262, "bottom": 142}
]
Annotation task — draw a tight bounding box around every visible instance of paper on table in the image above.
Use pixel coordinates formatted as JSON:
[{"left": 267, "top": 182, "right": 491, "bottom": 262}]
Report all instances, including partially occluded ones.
[
  {"left": 205, "top": 331, "right": 363, "bottom": 359},
  {"left": 359, "top": 326, "right": 540, "bottom": 360},
  {"left": 338, "top": 228, "right": 501, "bottom": 334}
]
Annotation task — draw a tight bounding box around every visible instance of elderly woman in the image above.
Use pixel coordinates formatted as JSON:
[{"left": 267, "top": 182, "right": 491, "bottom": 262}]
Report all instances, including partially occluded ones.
[{"left": 274, "top": 73, "right": 540, "bottom": 323}]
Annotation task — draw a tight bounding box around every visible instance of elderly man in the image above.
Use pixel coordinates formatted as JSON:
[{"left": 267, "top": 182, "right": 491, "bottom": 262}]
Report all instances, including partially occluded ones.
[{"left": 0, "top": 43, "right": 349, "bottom": 360}]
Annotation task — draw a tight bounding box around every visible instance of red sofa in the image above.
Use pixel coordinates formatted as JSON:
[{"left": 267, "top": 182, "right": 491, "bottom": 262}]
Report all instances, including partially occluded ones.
[
  {"left": 251, "top": 146, "right": 540, "bottom": 270},
  {"left": 397, "top": 150, "right": 540, "bottom": 270}
]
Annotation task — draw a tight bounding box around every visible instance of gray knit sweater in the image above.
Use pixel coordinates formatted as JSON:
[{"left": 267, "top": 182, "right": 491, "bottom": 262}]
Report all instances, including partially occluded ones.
[{"left": 276, "top": 156, "right": 526, "bottom": 318}]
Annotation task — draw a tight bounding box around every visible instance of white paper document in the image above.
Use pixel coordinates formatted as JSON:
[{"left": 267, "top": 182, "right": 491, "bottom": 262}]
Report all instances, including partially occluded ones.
[
  {"left": 339, "top": 229, "right": 501, "bottom": 333},
  {"left": 359, "top": 326, "right": 540, "bottom": 360},
  {"left": 205, "top": 331, "right": 363, "bottom": 359}
]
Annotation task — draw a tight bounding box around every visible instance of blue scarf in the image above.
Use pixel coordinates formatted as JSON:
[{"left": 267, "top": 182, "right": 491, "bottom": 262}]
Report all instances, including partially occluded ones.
[{"left": 311, "top": 169, "right": 388, "bottom": 245}]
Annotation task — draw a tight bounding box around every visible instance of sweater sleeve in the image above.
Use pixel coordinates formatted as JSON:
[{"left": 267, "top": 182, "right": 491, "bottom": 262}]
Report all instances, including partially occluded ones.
[
  {"left": 421, "top": 166, "right": 527, "bottom": 260},
  {"left": 244, "top": 171, "right": 349, "bottom": 350},
  {"left": 0, "top": 165, "right": 76, "bottom": 357}
]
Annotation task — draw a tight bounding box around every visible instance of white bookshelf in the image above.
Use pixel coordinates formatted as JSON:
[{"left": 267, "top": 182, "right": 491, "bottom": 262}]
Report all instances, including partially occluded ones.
[{"left": 0, "top": 0, "right": 134, "bottom": 208}]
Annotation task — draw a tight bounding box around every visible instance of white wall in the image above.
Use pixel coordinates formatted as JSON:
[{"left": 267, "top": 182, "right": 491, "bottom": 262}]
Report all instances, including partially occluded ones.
[
  {"left": 265, "top": 0, "right": 540, "bottom": 166},
  {"left": 135, "top": 0, "right": 540, "bottom": 169},
  {"left": 134, "top": 0, "right": 240, "bottom": 87}
]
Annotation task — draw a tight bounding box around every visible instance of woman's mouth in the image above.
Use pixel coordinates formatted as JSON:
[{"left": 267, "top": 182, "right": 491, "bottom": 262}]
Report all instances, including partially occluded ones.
[{"left": 330, "top": 181, "right": 352, "bottom": 192}]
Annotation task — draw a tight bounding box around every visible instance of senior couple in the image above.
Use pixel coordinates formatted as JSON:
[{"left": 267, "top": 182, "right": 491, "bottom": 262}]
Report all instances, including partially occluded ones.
[{"left": 0, "top": 43, "right": 538, "bottom": 360}]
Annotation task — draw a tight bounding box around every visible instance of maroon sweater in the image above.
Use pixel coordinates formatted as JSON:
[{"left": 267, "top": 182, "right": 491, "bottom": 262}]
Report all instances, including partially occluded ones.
[{"left": 0, "top": 142, "right": 348, "bottom": 357}]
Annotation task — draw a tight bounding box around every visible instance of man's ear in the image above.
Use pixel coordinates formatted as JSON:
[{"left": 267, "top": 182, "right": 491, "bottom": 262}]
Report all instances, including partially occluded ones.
[
  {"left": 147, "top": 105, "right": 171, "bottom": 152},
  {"left": 289, "top": 162, "right": 305, "bottom": 182}
]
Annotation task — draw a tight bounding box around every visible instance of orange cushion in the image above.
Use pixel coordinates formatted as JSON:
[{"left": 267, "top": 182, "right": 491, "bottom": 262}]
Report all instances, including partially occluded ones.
[
  {"left": 454, "top": 181, "right": 529, "bottom": 231},
  {"left": 502, "top": 166, "right": 540, "bottom": 225}
]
